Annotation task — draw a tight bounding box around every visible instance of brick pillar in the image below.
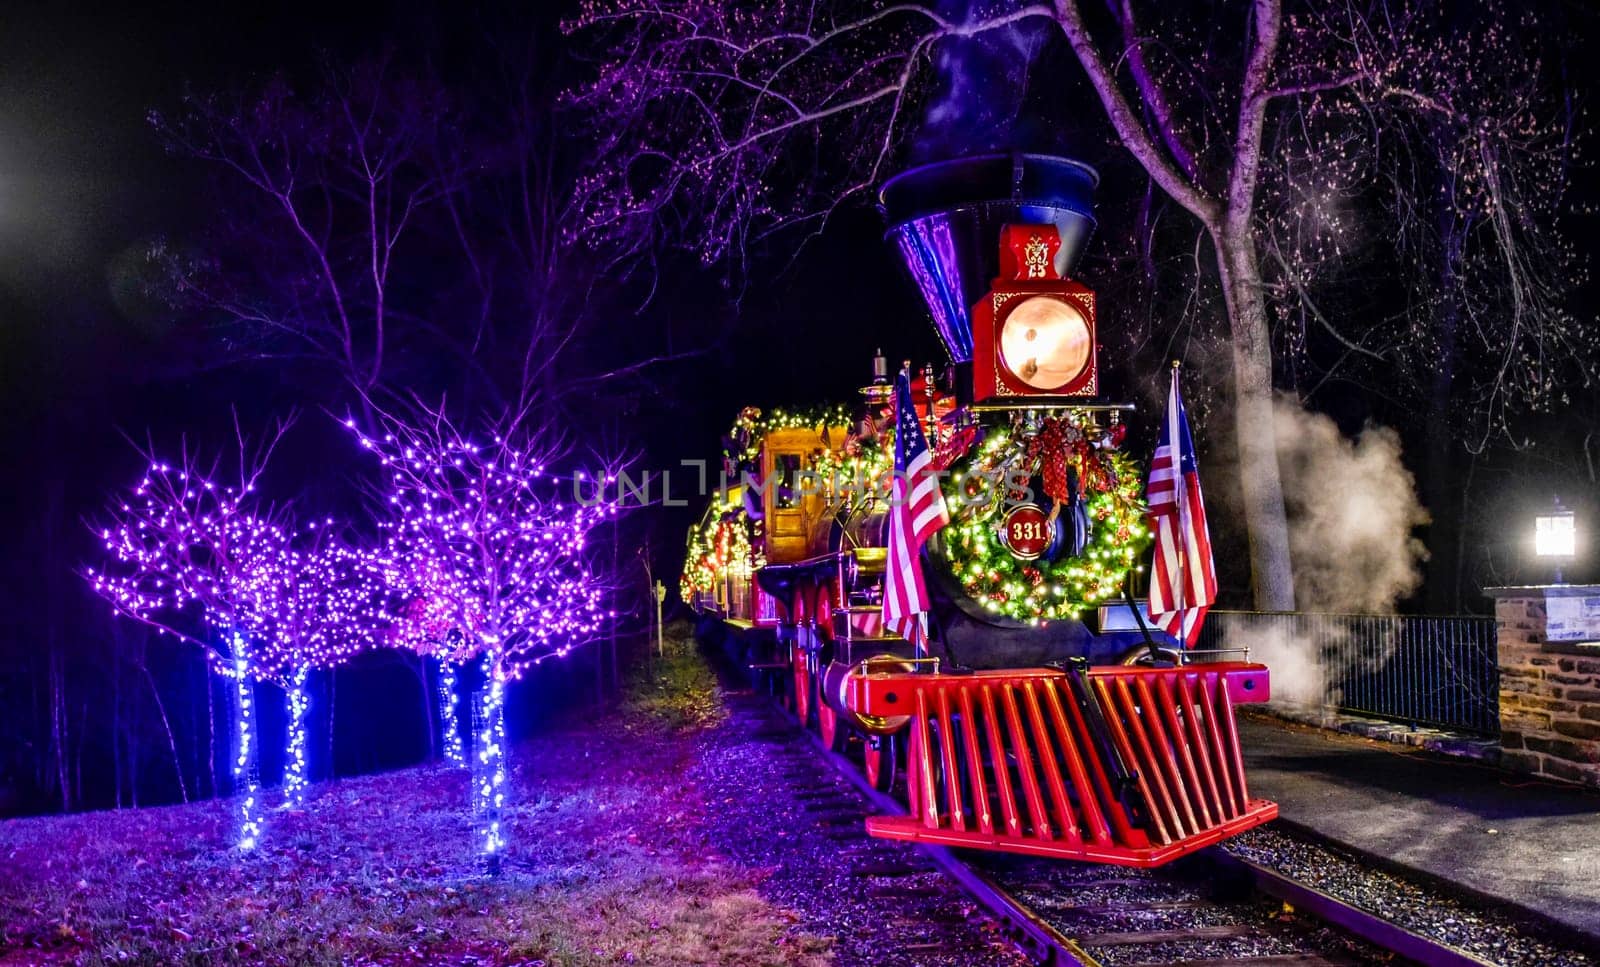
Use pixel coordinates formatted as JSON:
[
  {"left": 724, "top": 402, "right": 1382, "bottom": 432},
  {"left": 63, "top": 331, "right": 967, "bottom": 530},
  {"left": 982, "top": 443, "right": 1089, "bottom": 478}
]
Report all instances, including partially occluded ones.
[{"left": 1489, "top": 585, "right": 1600, "bottom": 789}]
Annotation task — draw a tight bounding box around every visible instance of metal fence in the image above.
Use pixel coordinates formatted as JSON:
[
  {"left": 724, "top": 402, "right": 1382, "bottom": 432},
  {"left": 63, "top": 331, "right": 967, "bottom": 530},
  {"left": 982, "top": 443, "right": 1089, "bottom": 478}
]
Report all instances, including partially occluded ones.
[{"left": 1195, "top": 610, "right": 1500, "bottom": 736}]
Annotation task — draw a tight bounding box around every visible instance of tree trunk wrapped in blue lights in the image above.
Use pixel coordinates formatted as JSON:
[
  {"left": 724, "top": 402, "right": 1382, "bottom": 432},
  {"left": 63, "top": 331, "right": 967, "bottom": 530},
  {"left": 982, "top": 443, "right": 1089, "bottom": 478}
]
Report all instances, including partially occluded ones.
[
  {"left": 471, "top": 668, "right": 508, "bottom": 875},
  {"left": 437, "top": 658, "right": 464, "bottom": 767},
  {"left": 230, "top": 644, "right": 263, "bottom": 851},
  {"left": 283, "top": 663, "right": 311, "bottom": 807}
]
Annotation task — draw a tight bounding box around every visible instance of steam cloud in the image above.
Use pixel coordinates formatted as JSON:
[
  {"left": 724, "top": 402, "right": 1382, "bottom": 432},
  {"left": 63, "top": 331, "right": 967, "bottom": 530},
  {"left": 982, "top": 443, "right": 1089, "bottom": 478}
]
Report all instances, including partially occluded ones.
[
  {"left": 1220, "top": 617, "right": 1328, "bottom": 714},
  {"left": 1238, "top": 399, "right": 1430, "bottom": 719},
  {"left": 1274, "top": 400, "right": 1430, "bottom": 614}
]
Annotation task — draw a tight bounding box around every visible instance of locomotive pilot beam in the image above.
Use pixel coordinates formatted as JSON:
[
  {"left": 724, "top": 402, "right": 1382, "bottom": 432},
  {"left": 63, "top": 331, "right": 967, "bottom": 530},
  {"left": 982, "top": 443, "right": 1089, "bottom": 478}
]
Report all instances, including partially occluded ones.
[
  {"left": 849, "top": 662, "right": 1277, "bottom": 865},
  {"left": 683, "top": 153, "right": 1277, "bottom": 865}
]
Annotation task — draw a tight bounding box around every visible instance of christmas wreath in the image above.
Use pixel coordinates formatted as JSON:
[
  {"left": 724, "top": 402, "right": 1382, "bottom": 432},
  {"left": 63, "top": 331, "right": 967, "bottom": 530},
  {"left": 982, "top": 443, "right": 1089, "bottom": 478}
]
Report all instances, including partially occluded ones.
[{"left": 937, "top": 418, "right": 1151, "bottom": 623}]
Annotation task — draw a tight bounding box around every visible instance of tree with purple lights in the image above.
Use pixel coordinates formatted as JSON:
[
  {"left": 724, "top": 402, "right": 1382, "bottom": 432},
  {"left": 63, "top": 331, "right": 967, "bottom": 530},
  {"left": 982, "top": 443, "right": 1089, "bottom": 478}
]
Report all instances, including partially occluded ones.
[
  {"left": 86, "top": 435, "right": 293, "bottom": 850},
  {"left": 240, "top": 527, "right": 385, "bottom": 806},
  {"left": 87, "top": 426, "right": 384, "bottom": 841},
  {"left": 350, "top": 406, "right": 619, "bottom": 872},
  {"left": 568, "top": 0, "right": 1592, "bottom": 610}
]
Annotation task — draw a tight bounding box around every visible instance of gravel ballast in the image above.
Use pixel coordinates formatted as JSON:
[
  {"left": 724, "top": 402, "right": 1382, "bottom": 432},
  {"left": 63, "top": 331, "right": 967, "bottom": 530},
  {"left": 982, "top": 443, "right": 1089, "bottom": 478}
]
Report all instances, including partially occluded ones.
[{"left": 1225, "top": 824, "right": 1598, "bottom": 967}]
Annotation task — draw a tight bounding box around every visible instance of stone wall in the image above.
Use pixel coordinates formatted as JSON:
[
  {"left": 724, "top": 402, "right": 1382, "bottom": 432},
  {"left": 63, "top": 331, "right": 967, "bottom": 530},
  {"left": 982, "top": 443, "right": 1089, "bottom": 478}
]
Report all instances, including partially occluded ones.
[{"left": 1493, "top": 588, "right": 1600, "bottom": 789}]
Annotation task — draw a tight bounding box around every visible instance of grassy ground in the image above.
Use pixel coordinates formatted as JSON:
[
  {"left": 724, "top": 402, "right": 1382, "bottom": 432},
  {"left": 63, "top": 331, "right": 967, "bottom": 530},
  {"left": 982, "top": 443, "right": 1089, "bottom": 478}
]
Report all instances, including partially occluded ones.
[{"left": 0, "top": 626, "right": 832, "bottom": 966}]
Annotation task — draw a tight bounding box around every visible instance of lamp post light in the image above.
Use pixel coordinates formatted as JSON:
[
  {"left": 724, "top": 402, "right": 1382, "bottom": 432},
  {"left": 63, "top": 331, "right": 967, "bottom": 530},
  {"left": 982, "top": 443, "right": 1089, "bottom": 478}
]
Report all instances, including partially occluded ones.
[
  {"left": 1535, "top": 496, "right": 1577, "bottom": 584},
  {"left": 654, "top": 580, "right": 667, "bottom": 658}
]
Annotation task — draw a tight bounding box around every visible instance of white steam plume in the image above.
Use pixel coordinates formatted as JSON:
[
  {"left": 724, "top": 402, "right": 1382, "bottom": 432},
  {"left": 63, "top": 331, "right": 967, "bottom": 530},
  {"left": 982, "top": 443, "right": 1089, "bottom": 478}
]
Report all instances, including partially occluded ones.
[
  {"left": 1274, "top": 399, "right": 1430, "bottom": 613},
  {"left": 1240, "top": 399, "right": 1430, "bottom": 718},
  {"left": 1218, "top": 615, "right": 1331, "bottom": 723}
]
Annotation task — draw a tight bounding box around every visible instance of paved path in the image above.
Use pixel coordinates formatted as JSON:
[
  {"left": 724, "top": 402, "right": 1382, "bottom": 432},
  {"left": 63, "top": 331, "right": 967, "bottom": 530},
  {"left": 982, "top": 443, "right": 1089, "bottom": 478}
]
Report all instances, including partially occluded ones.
[{"left": 1241, "top": 714, "right": 1600, "bottom": 942}]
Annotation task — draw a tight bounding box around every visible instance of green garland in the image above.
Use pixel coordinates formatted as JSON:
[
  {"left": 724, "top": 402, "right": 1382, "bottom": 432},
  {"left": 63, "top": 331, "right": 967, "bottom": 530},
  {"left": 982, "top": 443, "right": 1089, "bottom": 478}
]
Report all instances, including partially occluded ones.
[
  {"left": 938, "top": 425, "right": 1151, "bottom": 624},
  {"left": 725, "top": 403, "right": 854, "bottom": 468},
  {"left": 681, "top": 509, "right": 761, "bottom": 600},
  {"left": 688, "top": 402, "right": 862, "bottom": 600}
]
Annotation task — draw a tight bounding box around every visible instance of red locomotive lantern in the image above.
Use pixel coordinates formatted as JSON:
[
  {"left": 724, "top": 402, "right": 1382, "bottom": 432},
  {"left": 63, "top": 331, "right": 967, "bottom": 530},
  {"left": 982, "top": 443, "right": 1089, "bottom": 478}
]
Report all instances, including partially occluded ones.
[{"left": 972, "top": 224, "right": 1098, "bottom": 402}]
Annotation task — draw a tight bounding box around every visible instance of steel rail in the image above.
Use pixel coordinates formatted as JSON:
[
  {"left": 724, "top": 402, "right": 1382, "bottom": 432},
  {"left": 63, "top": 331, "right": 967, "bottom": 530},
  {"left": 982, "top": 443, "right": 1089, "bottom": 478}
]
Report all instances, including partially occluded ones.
[
  {"left": 1265, "top": 815, "right": 1600, "bottom": 961},
  {"left": 1201, "top": 846, "right": 1500, "bottom": 967}
]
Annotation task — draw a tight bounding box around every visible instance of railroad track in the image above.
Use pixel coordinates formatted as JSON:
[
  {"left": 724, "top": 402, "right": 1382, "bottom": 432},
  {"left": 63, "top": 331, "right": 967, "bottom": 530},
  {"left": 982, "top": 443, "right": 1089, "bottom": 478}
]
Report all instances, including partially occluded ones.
[{"left": 749, "top": 685, "right": 1502, "bottom": 967}]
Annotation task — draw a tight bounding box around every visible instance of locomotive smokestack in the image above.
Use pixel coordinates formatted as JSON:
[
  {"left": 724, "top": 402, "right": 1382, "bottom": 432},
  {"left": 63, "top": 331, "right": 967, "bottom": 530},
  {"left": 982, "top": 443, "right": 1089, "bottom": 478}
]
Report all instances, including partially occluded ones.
[{"left": 878, "top": 154, "right": 1098, "bottom": 363}]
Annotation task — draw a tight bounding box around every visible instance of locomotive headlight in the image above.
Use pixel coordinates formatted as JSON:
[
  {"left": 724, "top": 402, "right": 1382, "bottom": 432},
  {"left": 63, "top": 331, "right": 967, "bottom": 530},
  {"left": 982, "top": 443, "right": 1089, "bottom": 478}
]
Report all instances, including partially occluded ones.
[{"left": 998, "top": 295, "right": 1092, "bottom": 390}]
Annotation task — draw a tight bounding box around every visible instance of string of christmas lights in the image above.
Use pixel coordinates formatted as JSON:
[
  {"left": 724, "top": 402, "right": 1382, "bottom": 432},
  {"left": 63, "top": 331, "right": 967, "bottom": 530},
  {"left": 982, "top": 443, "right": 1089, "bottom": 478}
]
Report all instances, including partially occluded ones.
[
  {"left": 723, "top": 404, "right": 854, "bottom": 467},
  {"left": 681, "top": 513, "right": 761, "bottom": 599},
  {"left": 231, "top": 645, "right": 262, "bottom": 851},
  {"left": 940, "top": 425, "right": 1151, "bottom": 623},
  {"left": 240, "top": 528, "right": 390, "bottom": 806},
  {"left": 686, "top": 406, "right": 890, "bottom": 600},
  {"left": 347, "top": 414, "right": 618, "bottom": 677},
  {"left": 283, "top": 664, "right": 311, "bottom": 807},
  {"left": 437, "top": 659, "right": 464, "bottom": 766},
  {"left": 474, "top": 669, "right": 508, "bottom": 873}
]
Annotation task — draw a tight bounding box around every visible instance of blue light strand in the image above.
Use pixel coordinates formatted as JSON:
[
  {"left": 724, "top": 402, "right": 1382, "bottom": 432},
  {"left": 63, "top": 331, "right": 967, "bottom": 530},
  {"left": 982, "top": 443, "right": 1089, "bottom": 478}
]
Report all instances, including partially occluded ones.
[
  {"left": 231, "top": 642, "right": 262, "bottom": 851},
  {"left": 284, "top": 663, "right": 310, "bottom": 807},
  {"left": 474, "top": 658, "right": 508, "bottom": 873},
  {"left": 439, "top": 658, "right": 464, "bottom": 766}
]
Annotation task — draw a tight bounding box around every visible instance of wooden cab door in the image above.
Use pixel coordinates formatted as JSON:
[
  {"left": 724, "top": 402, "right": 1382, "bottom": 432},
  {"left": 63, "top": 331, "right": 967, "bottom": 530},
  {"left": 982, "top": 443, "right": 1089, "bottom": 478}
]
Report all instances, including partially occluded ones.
[{"left": 760, "top": 426, "right": 845, "bottom": 563}]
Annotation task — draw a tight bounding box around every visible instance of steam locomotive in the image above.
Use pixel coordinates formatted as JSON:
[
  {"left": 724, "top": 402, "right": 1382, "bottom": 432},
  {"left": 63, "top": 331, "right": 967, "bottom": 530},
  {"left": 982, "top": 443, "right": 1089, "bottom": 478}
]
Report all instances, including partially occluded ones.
[{"left": 685, "top": 155, "right": 1277, "bottom": 866}]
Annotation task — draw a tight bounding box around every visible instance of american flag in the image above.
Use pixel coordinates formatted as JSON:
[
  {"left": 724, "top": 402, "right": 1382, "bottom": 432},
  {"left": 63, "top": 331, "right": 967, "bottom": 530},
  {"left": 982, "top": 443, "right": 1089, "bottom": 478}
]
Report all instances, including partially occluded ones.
[
  {"left": 883, "top": 372, "right": 950, "bottom": 642},
  {"left": 1147, "top": 367, "right": 1217, "bottom": 647}
]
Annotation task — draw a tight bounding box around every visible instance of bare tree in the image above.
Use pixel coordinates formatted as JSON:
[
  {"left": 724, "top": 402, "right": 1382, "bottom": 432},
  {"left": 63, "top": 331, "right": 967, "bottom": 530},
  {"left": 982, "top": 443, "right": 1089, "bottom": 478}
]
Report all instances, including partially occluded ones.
[
  {"left": 152, "top": 63, "right": 451, "bottom": 397},
  {"left": 115, "top": 623, "right": 190, "bottom": 806},
  {"left": 568, "top": 0, "right": 1588, "bottom": 609},
  {"left": 1259, "top": 4, "right": 1590, "bottom": 607},
  {"left": 150, "top": 49, "right": 688, "bottom": 424}
]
